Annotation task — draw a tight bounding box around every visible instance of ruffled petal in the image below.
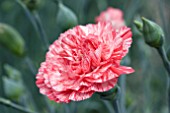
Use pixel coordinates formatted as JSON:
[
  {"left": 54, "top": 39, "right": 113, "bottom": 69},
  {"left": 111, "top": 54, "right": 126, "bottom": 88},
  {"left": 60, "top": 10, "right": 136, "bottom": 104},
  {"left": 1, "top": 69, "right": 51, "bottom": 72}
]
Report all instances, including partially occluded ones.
[
  {"left": 91, "top": 78, "right": 118, "bottom": 92},
  {"left": 36, "top": 22, "right": 134, "bottom": 103},
  {"left": 110, "top": 66, "right": 135, "bottom": 75},
  {"left": 69, "top": 91, "right": 94, "bottom": 101}
]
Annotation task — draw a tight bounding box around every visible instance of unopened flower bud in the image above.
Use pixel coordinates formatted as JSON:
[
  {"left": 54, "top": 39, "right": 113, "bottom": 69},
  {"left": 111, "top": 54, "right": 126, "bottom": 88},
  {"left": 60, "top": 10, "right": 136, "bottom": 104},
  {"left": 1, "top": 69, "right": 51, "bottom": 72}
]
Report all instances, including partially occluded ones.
[
  {"left": 142, "top": 17, "right": 164, "bottom": 48},
  {"left": 3, "top": 76, "right": 24, "bottom": 100},
  {"left": 134, "top": 20, "right": 143, "bottom": 32},
  {"left": 56, "top": 2, "right": 78, "bottom": 31},
  {"left": 98, "top": 85, "right": 121, "bottom": 101},
  {"left": 0, "top": 23, "right": 25, "bottom": 57},
  {"left": 21, "top": 0, "right": 42, "bottom": 11}
]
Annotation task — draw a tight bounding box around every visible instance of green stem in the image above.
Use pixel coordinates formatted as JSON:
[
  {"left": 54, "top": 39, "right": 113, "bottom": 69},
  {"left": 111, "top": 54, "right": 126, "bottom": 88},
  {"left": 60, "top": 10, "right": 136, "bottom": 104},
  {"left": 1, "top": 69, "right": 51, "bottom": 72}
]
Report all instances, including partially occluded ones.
[
  {"left": 103, "top": 100, "right": 115, "bottom": 113},
  {"left": 101, "top": 85, "right": 121, "bottom": 113},
  {"left": 16, "top": 0, "right": 39, "bottom": 33},
  {"left": 16, "top": 0, "right": 49, "bottom": 50},
  {"left": 157, "top": 47, "right": 170, "bottom": 113},
  {"left": 32, "top": 11, "right": 49, "bottom": 49},
  {"left": 168, "top": 76, "right": 170, "bottom": 113},
  {"left": 112, "top": 85, "right": 122, "bottom": 113},
  {"left": 113, "top": 100, "right": 121, "bottom": 113},
  {"left": 63, "top": 104, "right": 70, "bottom": 113},
  {"left": 0, "top": 97, "right": 38, "bottom": 113},
  {"left": 24, "top": 56, "right": 37, "bottom": 75},
  {"left": 157, "top": 47, "right": 170, "bottom": 74},
  {"left": 119, "top": 75, "right": 126, "bottom": 113}
]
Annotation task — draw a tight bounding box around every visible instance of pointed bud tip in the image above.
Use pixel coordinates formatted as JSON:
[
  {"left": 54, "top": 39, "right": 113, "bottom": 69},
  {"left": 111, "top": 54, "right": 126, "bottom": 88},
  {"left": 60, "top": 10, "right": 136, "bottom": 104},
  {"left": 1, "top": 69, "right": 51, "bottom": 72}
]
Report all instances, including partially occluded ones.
[
  {"left": 141, "top": 17, "right": 164, "bottom": 48},
  {"left": 134, "top": 20, "right": 143, "bottom": 32},
  {"left": 141, "top": 17, "right": 148, "bottom": 23}
]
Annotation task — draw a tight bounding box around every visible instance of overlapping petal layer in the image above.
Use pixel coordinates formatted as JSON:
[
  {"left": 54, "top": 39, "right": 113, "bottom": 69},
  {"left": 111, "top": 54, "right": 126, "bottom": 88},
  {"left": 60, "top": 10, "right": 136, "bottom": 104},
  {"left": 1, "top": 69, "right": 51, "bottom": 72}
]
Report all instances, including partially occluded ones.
[{"left": 36, "top": 22, "right": 134, "bottom": 103}]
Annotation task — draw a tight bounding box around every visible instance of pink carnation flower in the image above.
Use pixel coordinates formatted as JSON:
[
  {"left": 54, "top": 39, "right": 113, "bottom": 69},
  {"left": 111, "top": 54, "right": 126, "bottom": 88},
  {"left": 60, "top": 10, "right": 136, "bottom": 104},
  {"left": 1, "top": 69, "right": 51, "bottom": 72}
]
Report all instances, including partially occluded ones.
[
  {"left": 95, "top": 7, "right": 125, "bottom": 29},
  {"left": 36, "top": 22, "right": 134, "bottom": 103}
]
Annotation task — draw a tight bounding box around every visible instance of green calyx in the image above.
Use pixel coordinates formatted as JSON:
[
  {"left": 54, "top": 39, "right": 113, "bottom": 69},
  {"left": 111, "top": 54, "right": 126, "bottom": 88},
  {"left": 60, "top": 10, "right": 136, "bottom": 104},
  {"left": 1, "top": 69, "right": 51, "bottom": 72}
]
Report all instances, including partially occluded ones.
[
  {"left": 97, "top": 85, "right": 121, "bottom": 101},
  {"left": 141, "top": 17, "right": 164, "bottom": 48}
]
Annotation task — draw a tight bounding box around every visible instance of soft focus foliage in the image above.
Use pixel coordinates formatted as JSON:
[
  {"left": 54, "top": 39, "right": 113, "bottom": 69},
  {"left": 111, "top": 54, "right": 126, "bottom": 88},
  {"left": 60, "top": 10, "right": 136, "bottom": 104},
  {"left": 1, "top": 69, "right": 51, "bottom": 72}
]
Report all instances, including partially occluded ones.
[{"left": 0, "top": 0, "right": 170, "bottom": 113}]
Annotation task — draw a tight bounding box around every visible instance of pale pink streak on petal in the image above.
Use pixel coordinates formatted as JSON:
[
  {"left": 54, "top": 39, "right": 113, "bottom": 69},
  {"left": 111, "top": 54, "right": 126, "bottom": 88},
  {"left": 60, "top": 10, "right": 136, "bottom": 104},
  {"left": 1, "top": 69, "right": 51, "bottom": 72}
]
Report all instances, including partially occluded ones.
[
  {"left": 36, "top": 22, "right": 134, "bottom": 103},
  {"left": 69, "top": 91, "right": 94, "bottom": 101},
  {"left": 110, "top": 66, "right": 135, "bottom": 75},
  {"left": 91, "top": 78, "right": 118, "bottom": 92}
]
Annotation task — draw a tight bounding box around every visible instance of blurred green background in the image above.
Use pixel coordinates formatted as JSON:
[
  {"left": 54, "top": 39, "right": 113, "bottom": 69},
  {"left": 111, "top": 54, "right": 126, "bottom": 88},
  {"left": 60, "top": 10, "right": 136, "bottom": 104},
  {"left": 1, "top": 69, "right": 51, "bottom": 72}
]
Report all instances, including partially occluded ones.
[{"left": 0, "top": 0, "right": 170, "bottom": 113}]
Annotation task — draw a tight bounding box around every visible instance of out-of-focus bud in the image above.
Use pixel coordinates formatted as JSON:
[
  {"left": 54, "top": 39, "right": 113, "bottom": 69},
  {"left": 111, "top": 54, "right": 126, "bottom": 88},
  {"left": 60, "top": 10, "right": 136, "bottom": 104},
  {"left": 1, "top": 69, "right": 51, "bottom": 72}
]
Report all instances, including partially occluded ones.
[
  {"left": 97, "top": 85, "right": 121, "bottom": 101},
  {"left": 1, "top": 1, "right": 15, "bottom": 12},
  {"left": 167, "top": 47, "right": 170, "bottom": 61},
  {"left": 3, "top": 77, "right": 25, "bottom": 101},
  {"left": 21, "top": 0, "right": 42, "bottom": 11},
  {"left": 56, "top": 2, "right": 78, "bottom": 31},
  {"left": 0, "top": 23, "right": 25, "bottom": 57},
  {"left": 141, "top": 17, "right": 164, "bottom": 48},
  {"left": 134, "top": 20, "right": 143, "bottom": 32},
  {"left": 3, "top": 64, "right": 25, "bottom": 101},
  {"left": 4, "top": 64, "right": 21, "bottom": 81}
]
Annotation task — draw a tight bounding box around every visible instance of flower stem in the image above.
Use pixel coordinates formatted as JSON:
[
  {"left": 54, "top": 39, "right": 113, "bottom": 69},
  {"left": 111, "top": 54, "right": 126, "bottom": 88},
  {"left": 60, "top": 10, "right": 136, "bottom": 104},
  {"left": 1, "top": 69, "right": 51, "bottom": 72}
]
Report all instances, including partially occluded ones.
[
  {"left": 157, "top": 47, "right": 170, "bottom": 75},
  {"left": 168, "top": 76, "right": 170, "bottom": 113},
  {"left": 16, "top": 0, "right": 38, "bottom": 31},
  {"left": 16, "top": 0, "right": 49, "bottom": 50},
  {"left": 113, "top": 100, "right": 121, "bottom": 113},
  {"left": 157, "top": 47, "right": 170, "bottom": 113},
  {"left": 0, "top": 97, "right": 38, "bottom": 113},
  {"left": 24, "top": 56, "right": 37, "bottom": 75},
  {"left": 103, "top": 100, "right": 115, "bottom": 113},
  {"left": 32, "top": 11, "right": 49, "bottom": 49},
  {"left": 119, "top": 75, "right": 126, "bottom": 113},
  {"left": 64, "top": 104, "right": 70, "bottom": 113}
]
